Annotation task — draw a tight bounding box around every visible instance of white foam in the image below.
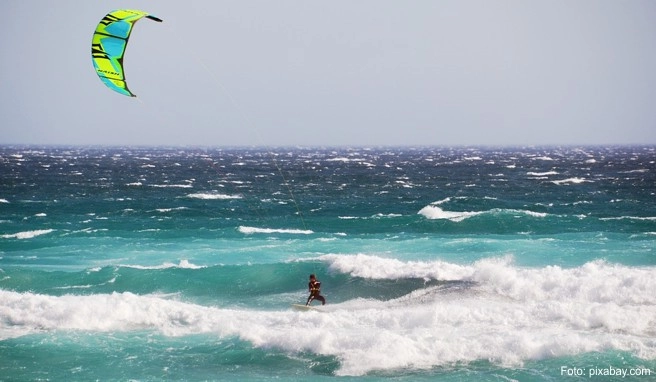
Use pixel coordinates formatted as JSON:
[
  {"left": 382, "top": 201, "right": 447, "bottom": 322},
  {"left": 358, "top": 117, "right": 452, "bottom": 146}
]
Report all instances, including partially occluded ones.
[
  {"left": 417, "top": 205, "right": 481, "bottom": 222},
  {"left": 373, "top": 213, "right": 402, "bottom": 218},
  {"left": 321, "top": 253, "right": 472, "bottom": 281},
  {"left": 2, "top": 254, "right": 655, "bottom": 376},
  {"left": 0, "top": 199, "right": 9, "bottom": 203},
  {"left": 601, "top": 216, "right": 656, "bottom": 222},
  {"left": 433, "top": 197, "right": 452, "bottom": 205},
  {"left": 621, "top": 169, "right": 649, "bottom": 174},
  {"left": 527, "top": 171, "right": 559, "bottom": 176},
  {"left": 322, "top": 254, "right": 656, "bottom": 307},
  {"left": 186, "top": 192, "right": 242, "bottom": 200},
  {"left": 1, "top": 229, "right": 54, "bottom": 240},
  {"left": 238, "top": 226, "right": 314, "bottom": 235},
  {"left": 121, "top": 260, "right": 205, "bottom": 270},
  {"left": 2, "top": 264, "right": 654, "bottom": 377},
  {"left": 150, "top": 184, "right": 193, "bottom": 188},
  {"left": 339, "top": 213, "right": 402, "bottom": 220},
  {"left": 552, "top": 177, "right": 592, "bottom": 185},
  {"left": 418, "top": 205, "right": 547, "bottom": 222},
  {"left": 519, "top": 209, "right": 548, "bottom": 218},
  {"left": 155, "top": 207, "right": 189, "bottom": 213}
]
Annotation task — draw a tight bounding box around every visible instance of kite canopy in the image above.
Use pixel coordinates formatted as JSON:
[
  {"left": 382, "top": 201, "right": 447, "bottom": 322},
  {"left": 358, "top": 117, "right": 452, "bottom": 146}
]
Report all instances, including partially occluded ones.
[{"left": 91, "top": 9, "right": 163, "bottom": 97}]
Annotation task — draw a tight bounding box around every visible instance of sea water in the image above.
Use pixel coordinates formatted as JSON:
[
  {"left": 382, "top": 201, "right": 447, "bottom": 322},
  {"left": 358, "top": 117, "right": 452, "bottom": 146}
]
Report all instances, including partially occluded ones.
[{"left": 1, "top": 146, "right": 655, "bottom": 381}]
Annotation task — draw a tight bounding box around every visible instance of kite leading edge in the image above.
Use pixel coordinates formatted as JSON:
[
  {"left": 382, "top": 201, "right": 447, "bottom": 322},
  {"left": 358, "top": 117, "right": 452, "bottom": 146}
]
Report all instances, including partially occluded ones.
[{"left": 91, "top": 9, "right": 163, "bottom": 97}]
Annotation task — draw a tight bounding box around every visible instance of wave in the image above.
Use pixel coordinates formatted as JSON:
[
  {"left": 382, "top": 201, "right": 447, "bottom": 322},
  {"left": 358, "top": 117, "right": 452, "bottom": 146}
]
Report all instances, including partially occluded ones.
[
  {"left": 1, "top": 229, "right": 54, "bottom": 240},
  {"left": 186, "top": 192, "right": 242, "bottom": 200},
  {"left": 150, "top": 184, "right": 193, "bottom": 188},
  {"left": 121, "top": 259, "right": 205, "bottom": 270},
  {"left": 319, "top": 254, "right": 656, "bottom": 306},
  {"left": 601, "top": 216, "right": 656, "bottom": 222},
  {"left": 154, "top": 207, "right": 189, "bottom": 213},
  {"left": 2, "top": 255, "right": 655, "bottom": 376},
  {"left": 417, "top": 205, "right": 481, "bottom": 222},
  {"left": 338, "top": 213, "right": 402, "bottom": 220},
  {"left": 551, "top": 177, "right": 593, "bottom": 185},
  {"left": 527, "top": 171, "right": 559, "bottom": 176},
  {"left": 239, "top": 226, "right": 314, "bottom": 235},
  {"left": 418, "top": 205, "right": 547, "bottom": 222},
  {"left": 320, "top": 253, "right": 471, "bottom": 281}
]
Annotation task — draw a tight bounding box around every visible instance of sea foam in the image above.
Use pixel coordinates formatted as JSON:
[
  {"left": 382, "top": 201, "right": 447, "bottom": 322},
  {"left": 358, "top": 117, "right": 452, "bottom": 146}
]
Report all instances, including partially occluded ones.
[
  {"left": 417, "top": 205, "right": 547, "bottom": 221},
  {"left": 1, "top": 229, "right": 54, "bottom": 240},
  {"left": 186, "top": 192, "right": 242, "bottom": 200},
  {"left": 239, "top": 226, "right": 314, "bottom": 235},
  {"left": 417, "top": 205, "right": 481, "bottom": 222},
  {"left": 2, "top": 256, "right": 654, "bottom": 376},
  {"left": 121, "top": 260, "right": 205, "bottom": 270}
]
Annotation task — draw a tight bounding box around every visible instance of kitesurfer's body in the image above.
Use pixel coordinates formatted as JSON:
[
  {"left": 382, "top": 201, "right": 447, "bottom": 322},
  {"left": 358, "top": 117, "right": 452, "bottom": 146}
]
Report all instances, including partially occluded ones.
[{"left": 306, "top": 274, "right": 326, "bottom": 306}]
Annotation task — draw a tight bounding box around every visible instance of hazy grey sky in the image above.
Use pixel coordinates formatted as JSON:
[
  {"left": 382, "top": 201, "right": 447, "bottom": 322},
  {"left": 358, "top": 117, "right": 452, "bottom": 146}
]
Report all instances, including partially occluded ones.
[{"left": 2, "top": 0, "right": 655, "bottom": 147}]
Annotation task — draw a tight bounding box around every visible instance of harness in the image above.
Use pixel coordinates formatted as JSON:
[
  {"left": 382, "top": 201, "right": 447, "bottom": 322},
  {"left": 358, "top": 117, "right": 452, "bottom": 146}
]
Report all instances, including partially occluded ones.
[{"left": 309, "top": 280, "right": 321, "bottom": 295}]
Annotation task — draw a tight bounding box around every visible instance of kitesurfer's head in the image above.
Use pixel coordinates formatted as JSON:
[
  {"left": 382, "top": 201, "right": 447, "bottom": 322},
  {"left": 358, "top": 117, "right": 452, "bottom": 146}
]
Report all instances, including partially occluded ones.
[{"left": 309, "top": 274, "right": 316, "bottom": 280}]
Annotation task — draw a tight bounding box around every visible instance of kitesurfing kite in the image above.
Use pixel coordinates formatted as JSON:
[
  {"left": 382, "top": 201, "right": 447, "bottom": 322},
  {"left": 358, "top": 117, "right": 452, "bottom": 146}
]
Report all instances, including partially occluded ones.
[{"left": 91, "top": 9, "right": 163, "bottom": 97}]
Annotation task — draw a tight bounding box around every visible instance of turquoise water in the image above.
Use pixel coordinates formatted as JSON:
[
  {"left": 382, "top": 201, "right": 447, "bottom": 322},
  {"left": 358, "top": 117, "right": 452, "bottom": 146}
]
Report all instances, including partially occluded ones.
[{"left": 1, "top": 146, "right": 655, "bottom": 380}]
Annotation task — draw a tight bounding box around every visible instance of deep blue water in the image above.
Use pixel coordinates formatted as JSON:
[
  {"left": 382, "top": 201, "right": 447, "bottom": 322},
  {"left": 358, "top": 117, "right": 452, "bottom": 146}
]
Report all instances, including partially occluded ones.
[{"left": 1, "top": 146, "right": 655, "bottom": 380}]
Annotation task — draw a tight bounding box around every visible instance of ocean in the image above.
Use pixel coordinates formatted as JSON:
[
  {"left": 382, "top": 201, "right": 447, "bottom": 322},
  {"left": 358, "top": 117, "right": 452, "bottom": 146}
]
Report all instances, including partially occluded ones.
[{"left": 1, "top": 145, "right": 655, "bottom": 381}]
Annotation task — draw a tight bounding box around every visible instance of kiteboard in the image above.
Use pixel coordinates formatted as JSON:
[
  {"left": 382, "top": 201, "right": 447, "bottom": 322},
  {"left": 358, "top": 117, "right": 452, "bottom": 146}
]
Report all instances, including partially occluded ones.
[{"left": 291, "top": 304, "right": 322, "bottom": 312}]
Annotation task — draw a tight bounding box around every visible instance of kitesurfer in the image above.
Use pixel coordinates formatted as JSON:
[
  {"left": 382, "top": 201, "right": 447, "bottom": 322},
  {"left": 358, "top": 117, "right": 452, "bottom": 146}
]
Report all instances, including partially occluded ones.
[{"left": 306, "top": 274, "right": 326, "bottom": 306}]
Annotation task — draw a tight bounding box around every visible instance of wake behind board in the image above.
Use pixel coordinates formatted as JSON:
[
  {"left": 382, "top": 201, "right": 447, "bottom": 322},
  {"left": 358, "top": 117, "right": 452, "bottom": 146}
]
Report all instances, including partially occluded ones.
[{"left": 291, "top": 304, "right": 322, "bottom": 312}]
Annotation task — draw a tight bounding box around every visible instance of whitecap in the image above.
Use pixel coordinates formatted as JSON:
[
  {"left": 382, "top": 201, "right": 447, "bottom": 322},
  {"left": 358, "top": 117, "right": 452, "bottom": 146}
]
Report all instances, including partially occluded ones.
[
  {"left": 155, "top": 207, "right": 189, "bottom": 213},
  {"left": 121, "top": 260, "right": 205, "bottom": 270},
  {"left": 551, "top": 178, "right": 592, "bottom": 185},
  {"left": 238, "top": 226, "right": 313, "bottom": 235},
  {"left": 3, "top": 262, "right": 654, "bottom": 378},
  {"left": 417, "top": 205, "right": 480, "bottom": 222},
  {"left": 150, "top": 184, "right": 193, "bottom": 188},
  {"left": 1, "top": 229, "right": 54, "bottom": 240},
  {"left": 187, "top": 192, "right": 242, "bottom": 200},
  {"left": 527, "top": 171, "right": 559, "bottom": 176}
]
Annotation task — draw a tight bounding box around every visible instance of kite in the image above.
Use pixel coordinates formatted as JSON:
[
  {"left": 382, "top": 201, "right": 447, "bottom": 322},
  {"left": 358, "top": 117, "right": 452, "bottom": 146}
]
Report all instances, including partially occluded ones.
[{"left": 91, "top": 9, "right": 163, "bottom": 97}]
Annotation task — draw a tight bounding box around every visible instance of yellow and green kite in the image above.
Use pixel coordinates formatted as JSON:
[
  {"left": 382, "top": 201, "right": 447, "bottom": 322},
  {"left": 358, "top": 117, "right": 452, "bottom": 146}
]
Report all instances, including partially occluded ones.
[{"left": 91, "top": 9, "right": 163, "bottom": 97}]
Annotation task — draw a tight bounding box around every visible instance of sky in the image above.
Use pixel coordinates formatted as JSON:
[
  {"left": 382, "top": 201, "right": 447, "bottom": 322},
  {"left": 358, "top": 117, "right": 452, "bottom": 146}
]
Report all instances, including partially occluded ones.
[{"left": 2, "top": 0, "right": 656, "bottom": 147}]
